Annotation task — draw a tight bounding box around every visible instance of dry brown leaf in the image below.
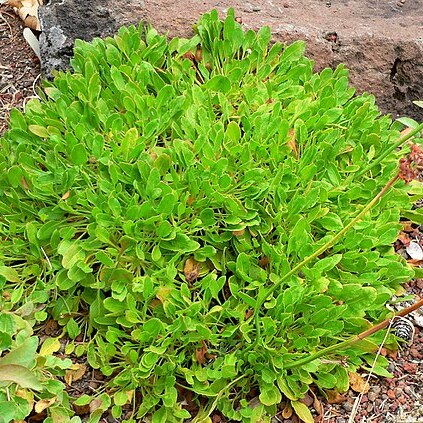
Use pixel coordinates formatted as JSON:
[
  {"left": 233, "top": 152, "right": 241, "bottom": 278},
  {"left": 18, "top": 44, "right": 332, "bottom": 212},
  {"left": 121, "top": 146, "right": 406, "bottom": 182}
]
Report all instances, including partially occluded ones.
[
  {"left": 21, "top": 177, "right": 29, "bottom": 190},
  {"left": 348, "top": 372, "right": 369, "bottom": 394},
  {"left": 65, "top": 363, "right": 87, "bottom": 386},
  {"left": 8, "top": 0, "right": 22, "bottom": 7},
  {"left": 326, "top": 389, "right": 346, "bottom": 404},
  {"left": 401, "top": 127, "right": 414, "bottom": 137},
  {"left": 313, "top": 398, "right": 323, "bottom": 421},
  {"left": 184, "top": 257, "right": 201, "bottom": 283},
  {"left": 287, "top": 128, "right": 299, "bottom": 159},
  {"left": 397, "top": 232, "right": 411, "bottom": 246},
  {"left": 34, "top": 397, "right": 56, "bottom": 413},
  {"left": 258, "top": 256, "right": 270, "bottom": 269},
  {"left": 244, "top": 309, "right": 254, "bottom": 320},
  {"left": 15, "top": 388, "right": 34, "bottom": 410},
  {"left": 282, "top": 401, "right": 293, "bottom": 419},
  {"left": 232, "top": 229, "right": 245, "bottom": 237},
  {"left": 10, "top": 0, "right": 42, "bottom": 30},
  {"left": 407, "top": 258, "right": 423, "bottom": 266},
  {"left": 195, "top": 341, "right": 208, "bottom": 365},
  {"left": 89, "top": 398, "right": 103, "bottom": 413},
  {"left": 61, "top": 191, "right": 71, "bottom": 200},
  {"left": 401, "top": 221, "right": 415, "bottom": 232}
]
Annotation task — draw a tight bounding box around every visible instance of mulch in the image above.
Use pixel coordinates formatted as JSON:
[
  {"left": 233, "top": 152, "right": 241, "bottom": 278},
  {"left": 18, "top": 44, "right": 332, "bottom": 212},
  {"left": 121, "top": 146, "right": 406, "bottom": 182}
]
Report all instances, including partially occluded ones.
[
  {"left": 0, "top": 4, "right": 40, "bottom": 135},
  {"left": 0, "top": 4, "right": 422, "bottom": 422}
]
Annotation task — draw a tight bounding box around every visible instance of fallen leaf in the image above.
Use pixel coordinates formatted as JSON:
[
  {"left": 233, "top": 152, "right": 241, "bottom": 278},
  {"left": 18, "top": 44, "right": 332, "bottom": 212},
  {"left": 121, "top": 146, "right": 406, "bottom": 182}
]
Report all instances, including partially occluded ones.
[
  {"left": 258, "top": 256, "right": 270, "bottom": 269},
  {"left": 89, "top": 398, "right": 103, "bottom": 413},
  {"left": 401, "top": 221, "right": 415, "bottom": 232},
  {"left": 397, "top": 232, "right": 411, "bottom": 246},
  {"left": 313, "top": 397, "right": 323, "bottom": 422},
  {"left": 326, "top": 389, "right": 346, "bottom": 404},
  {"left": 195, "top": 341, "right": 208, "bottom": 365},
  {"left": 282, "top": 401, "right": 293, "bottom": 419},
  {"left": 184, "top": 257, "right": 201, "bottom": 283},
  {"left": 65, "top": 363, "right": 87, "bottom": 386},
  {"left": 407, "top": 258, "right": 423, "bottom": 266},
  {"left": 10, "top": 0, "right": 43, "bottom": 30},
  {"left": 35, "top": 397, "right": 57, "bottom": 413},
  {"left": 406, "top": 241, "right": 423, "bottom": 260},
  {"left": 348, "top": 372, "right": 369, "bottom": 394},
  {"left": 401, "top": 127, "right": 414, "bottom": 137},
  {"left": 61, "top": 191, "right": 71, "bottom": 200}
]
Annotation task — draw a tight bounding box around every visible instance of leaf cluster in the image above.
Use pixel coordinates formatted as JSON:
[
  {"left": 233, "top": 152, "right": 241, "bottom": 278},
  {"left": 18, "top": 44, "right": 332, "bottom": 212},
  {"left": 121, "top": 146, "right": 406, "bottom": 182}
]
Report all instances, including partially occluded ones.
[{"left": 0, "top": 8, "right": 419, "bottom": 422}]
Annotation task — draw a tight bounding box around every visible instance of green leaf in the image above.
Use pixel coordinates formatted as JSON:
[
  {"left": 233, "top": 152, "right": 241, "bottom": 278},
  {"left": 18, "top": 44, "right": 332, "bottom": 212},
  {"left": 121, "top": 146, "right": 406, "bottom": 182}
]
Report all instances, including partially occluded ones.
[
  {"left": 160, "top": 233, "right": 200, "bottom": 253},
  {"left": 259, "top": 383, "right": 281, "bottom": 406},
  {"left": 204, "top": 75, "right": 231, "bottom": 93},
  {"left": 0, "top": 266, "right": 21, "bottom": 283},
  {"left": 70, "top": 144, "right": 88, "bottom": 165},
  {"left": 313, "top": 254, "right": 342, "bottom": 273},
  {"left": 281, "top": 40, "right": 305, "bottom": 63},
  {"left": 225, "top": 121, "right": 241, "bottom": 143},
  {"left": 28, "top": 125, "right": 49, "bottom": 138},
  {"left": 317, "top": 213, "right": 344, "bottom": 231},
  {"left": 121, "top": 127, "right": 139, "bottom": 160},
  {"left": 291, "top": 400, "right": 314, "bottom": 423},
  {"left": 58, "top": 241, "right": 85, "bottom": 269},
  {"left": 0, "top": 364, "right": 42, "bottom": 390},
  {"left": 39, "top": 337, "right": 61, "bottom": 356},
  {"left": 396, "top": 116, "right": 419, "bottom": 129},
  {"left": 0, "top": 337, "right": 38, "bottom": 368}
]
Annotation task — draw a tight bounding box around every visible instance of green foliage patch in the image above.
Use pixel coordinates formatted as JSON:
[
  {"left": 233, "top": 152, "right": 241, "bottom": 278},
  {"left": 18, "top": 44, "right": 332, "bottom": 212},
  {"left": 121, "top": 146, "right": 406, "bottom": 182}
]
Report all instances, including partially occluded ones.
[{"left": 0, "top": 9, "right": 421, "bottom": 422}]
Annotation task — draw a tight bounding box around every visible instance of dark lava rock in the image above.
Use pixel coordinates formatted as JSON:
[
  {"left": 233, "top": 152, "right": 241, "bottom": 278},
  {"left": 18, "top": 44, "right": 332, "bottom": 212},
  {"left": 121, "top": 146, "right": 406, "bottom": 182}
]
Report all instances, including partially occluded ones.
[{"left": 39, "top": 0, "right": 118, "bottom": 76}]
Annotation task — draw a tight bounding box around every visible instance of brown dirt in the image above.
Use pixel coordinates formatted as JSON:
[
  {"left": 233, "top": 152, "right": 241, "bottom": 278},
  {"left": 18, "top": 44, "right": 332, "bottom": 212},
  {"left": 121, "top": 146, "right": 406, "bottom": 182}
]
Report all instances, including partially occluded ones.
[
  {"left": 0, "top": 3, "right": 422, "bottom": 423},
  {"left": 0, "top": 4, "right": 40, "bottom": 135}
]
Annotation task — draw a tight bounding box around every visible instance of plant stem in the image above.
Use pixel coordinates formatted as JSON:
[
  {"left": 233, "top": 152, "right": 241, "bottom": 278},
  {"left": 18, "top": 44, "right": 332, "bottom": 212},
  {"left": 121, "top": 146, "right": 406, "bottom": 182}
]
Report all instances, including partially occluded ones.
[
  {"left": 284, "top": 297, "right": 423, "bottom": 369},
  {"left": 252, "top": 173, "right": 400, "bottom": 345},
  {"left": 349, "top": 122, "right": 423, "bottom": 181}
]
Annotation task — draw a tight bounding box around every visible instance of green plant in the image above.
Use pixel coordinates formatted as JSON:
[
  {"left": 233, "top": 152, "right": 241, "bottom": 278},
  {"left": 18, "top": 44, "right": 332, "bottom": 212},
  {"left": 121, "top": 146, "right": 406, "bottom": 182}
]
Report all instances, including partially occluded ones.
[
  {"left": 0, "top": 310, "right": 73, "bottom": 423},
  {"left": 0, "top": 9, "right": 422, "bottom": 422}
]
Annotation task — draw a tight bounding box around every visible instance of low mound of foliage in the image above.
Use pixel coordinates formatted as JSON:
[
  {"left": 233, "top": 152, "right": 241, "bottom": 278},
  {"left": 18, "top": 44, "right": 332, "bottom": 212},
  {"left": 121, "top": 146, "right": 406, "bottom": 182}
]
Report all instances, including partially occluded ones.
[{"left": 0, "top": 9, "right": 422, "bottom": 423}]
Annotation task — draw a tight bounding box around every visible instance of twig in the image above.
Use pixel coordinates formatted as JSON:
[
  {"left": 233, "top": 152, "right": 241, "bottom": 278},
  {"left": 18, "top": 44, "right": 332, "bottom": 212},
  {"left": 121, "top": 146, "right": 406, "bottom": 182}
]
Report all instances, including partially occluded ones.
[
  {"left": 0, "top": 10, "right": 13, "bottom": 35},
  {"left": 348, "top": 318, "right": 395, "bottom": 423}
]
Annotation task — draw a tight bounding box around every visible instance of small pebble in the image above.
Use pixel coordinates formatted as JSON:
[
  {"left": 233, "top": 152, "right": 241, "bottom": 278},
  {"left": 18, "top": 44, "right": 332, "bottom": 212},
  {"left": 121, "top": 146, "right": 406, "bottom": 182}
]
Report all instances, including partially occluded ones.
[
  {"left": 342, "top": 401, "right": 353, "bottom": 412},
  {"left": 398, "top": 395, "right": 407, "bottom": 404},
  {"left": 403, "top": 362, "right": 418, "bottom": 373}
]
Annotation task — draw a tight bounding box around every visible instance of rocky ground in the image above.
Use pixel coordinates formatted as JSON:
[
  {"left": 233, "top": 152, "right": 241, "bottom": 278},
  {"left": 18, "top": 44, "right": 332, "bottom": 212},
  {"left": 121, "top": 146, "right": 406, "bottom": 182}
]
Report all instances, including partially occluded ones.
[{"left": 0, "top": 3, "right": 422, "bottom": 422}]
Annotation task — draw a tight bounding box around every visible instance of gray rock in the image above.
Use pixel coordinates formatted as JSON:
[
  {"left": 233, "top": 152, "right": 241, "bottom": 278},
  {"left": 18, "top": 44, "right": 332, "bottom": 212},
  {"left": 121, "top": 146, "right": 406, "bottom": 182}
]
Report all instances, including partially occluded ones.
[
  {"left": 39, "top": 0, "right": 118, "bottom": 76},
  {"left": 37, "top": 0, "right": 423, "bottom": 120}
]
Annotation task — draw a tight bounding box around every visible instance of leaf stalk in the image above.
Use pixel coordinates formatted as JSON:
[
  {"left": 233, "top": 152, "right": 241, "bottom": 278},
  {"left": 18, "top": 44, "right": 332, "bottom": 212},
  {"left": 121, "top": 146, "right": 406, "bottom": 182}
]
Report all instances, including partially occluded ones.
[
  {"left": 252, "top": 173, "right": 400, "bottom": 346},
  {"left": 284, "top": 297, "right": 423, "bottom": 369}
]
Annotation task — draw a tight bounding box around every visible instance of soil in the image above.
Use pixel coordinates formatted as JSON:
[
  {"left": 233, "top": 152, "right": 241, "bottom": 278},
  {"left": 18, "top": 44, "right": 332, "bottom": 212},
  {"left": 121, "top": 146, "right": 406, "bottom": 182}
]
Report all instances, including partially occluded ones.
[
  {"left": 0, "top": 4, "right": 40, "bottom": 135},
  {"left": 0, "top": 3, "right": 422, "bottom": 423}
]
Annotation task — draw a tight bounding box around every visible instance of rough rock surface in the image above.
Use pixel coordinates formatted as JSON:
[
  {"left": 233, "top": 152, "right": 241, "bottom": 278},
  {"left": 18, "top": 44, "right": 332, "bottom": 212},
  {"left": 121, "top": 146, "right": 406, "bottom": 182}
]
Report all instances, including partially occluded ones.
[
  {"left": 39, "top": 0, "right": 117, "bottom": 75},
  {"left": 38, "top": 0, "right": 423, "bottom": 118}
]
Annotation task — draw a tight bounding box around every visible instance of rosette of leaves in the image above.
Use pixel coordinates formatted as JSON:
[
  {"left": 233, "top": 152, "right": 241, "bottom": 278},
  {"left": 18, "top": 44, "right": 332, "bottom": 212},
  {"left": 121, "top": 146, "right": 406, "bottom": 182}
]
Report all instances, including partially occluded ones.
[{"left": 0, "top": 9, "right": 420, "bottom": 422}]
